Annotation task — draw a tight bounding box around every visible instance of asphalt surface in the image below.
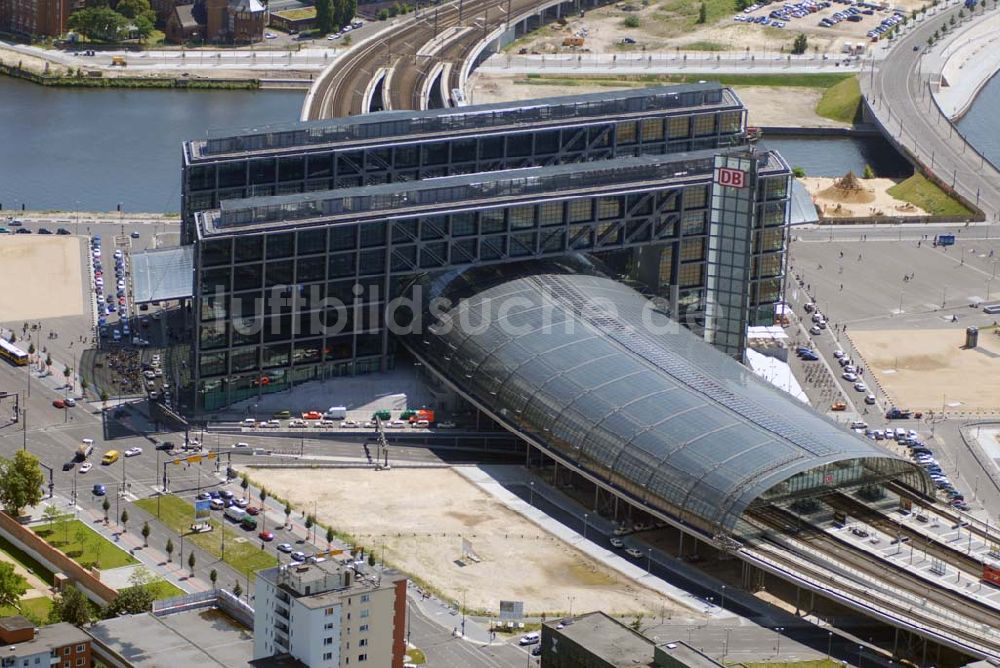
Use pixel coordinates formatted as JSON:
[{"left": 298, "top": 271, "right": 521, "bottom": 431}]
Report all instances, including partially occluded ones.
[{"left": 864, "top": 1, "right": 1000, "bottom": 219}]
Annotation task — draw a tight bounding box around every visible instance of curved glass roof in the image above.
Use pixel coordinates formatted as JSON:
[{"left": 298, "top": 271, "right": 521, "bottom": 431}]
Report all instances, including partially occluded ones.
[{"left": 404, "top": 258, "right": 931, "bottom": 534}]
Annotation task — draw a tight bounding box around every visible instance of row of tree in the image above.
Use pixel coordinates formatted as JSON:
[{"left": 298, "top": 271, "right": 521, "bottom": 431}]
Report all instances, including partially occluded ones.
[
  {"left": 315, "top": 0, "right": 358, "bottom": 35},
  {"left": 66, "top": 0, "right": 157, "bottom": 42}
]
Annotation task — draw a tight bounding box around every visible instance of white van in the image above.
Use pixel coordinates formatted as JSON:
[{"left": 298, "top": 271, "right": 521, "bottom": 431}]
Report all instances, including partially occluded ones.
[{"left": 518, "top": 632, "right": 540, "bottom": 646}]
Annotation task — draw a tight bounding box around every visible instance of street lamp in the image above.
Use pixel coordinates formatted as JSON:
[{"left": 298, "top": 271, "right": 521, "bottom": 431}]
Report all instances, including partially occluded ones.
[
  {"left": 529, "top": 481, "right": 534, "bottom": 507},
  {"left": 646, "top": 547, "right": 652, "bottom": 574},
  {"left": 774, "top": 627, "right": 785, "bottom": 655},
  {"left": 582, "top": 513, "right": 588, "bottom": 540}
]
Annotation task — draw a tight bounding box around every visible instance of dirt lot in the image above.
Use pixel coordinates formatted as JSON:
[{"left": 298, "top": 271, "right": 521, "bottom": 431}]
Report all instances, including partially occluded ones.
[
  {"left": 471, "top": 74, "right": 844, "bottom": 127},
  {"left": 505, "top": 0, "right": 924, "bottom": 56},
  {"left": 849, "top": 328, "right": 1000, "bottom": 413},
  {"left": 800, "top": 176, "right": 928, "bottom": 218},
  {"left": 0, "top": 236, "right": 84, "bottom": 321},
  {"left": 250, "top": 466, "right": 688, "bottom": 616}
]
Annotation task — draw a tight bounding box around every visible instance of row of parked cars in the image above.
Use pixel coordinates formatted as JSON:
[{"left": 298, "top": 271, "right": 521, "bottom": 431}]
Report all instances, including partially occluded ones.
[
  {"left": 865, "top": 10, "right": 904, "bottom": 38},
  {"left": 818, "top": 3, "right": 876, "bottom": 27},
  {"left": 905, "top": 441, "right": 970, "bottom": 511}
]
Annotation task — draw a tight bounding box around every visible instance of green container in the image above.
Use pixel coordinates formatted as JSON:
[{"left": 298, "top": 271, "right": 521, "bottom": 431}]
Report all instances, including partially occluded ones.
[
  {"left": 400, "top": 410, "right": 416, "bottom": 420},
  {"left": 372, "top": 410, "right": 391, "bottom": 421}
]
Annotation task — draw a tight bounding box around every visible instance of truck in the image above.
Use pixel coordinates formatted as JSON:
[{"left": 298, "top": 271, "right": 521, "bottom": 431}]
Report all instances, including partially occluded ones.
[
  {"left": 77, "top": 439, "right": 94, "bottom": 460},
  {"left": 885, "top": 407, "right": 913, "bottom": 420},
  {"left": 934, "top": 234, "right": 955, "bottom": 247},
  {"left": 408, "top": 409, "right": 435, "bottom": 424},
  {"left": 323, "top": 406, "right": 347, "bottom": 420},
  {"left": 224, "top": 507, "right": 246, "bottom": 523}
]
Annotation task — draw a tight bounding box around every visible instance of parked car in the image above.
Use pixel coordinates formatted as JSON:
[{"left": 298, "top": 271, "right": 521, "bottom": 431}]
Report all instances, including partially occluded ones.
[{"left": 277, "top": 543, "right": 293, "bottom": 553}]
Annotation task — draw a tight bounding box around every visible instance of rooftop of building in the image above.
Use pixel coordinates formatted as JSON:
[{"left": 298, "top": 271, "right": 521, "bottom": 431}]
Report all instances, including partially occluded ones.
[
  {"left": 197, "top": 148, "right": 788, "bottom": 237},
  {"left": 184, "top": 82, "right": 743, "bottom": 161},
  {"left": 257, "top": 560, "right": 404, "bottom": 609},
  {"left": 544, "top": 611, "right": 655, "bottom": 667},
  {"left": 654, "top": 640, "right": 724, "bottom": 668},
  {"left": 0, "top": 618, "right": 90, "bottom": 654},
  {"left": 403, "top": 258, "right": 933, "bottom": 534},
  {"left": 86, "top": 608, "right": 253, "bottom": 667}
]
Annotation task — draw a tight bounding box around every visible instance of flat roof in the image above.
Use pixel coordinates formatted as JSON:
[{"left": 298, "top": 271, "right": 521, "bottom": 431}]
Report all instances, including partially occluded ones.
[
  {"left": 655, "top": 641, "right": 724, "bottom": 668},
  {"left": 132, "top": 246, "right": 194, "bottom": 303},
  {"left": 0, "top": 620, "right": 89, "bottom": 654},
  {"left": 257, "top": 563, "right": 403, "bottom": 610},
  {"left": 545, "top": 612, "right": 655, "bottom": 666},
  {"left": 186, "top": 83, "right": 742, "bottom": 160},
  {"left": 86, "top": 608, "right": 253, "bottom": 667},
  {"left": 198, "top": 148, "right": 788, "bottom": 237}
]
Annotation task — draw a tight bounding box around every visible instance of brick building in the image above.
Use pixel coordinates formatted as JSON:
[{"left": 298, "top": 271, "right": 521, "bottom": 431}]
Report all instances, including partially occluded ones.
[
  {"left": 0, "top": 0, "right": 73, "bottom": 37},
  {"left": 0, "top": 616, "right": 93, "bottom": 668}
]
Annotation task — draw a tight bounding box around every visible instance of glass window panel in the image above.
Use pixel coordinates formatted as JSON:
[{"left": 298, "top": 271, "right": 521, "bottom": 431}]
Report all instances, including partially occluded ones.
[{"left": 298, "top": 228, "right": 327, "bottom": 255}]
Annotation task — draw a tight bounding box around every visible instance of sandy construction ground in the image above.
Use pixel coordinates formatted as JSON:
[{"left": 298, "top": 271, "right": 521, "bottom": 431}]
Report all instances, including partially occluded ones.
[
  {"left": 504, "top": 0, "right": 924, "bottom": 56},
  {"left": 0, "top": 236, "right": 84, "bottom": 321},
  {"left": 251, "top": 467, "right": 685, "bottom": 616},
  {"left": 799, "top": 176, "right": 927, "bottom": 218},
  {"left": 849, "top": 328, "right": 1000, "bottom": 412},
  {"left": 471, "top": 74, "right": 842, "bottom": 127}
]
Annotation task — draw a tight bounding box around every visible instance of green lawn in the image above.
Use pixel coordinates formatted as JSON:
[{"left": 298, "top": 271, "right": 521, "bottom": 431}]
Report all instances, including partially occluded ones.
[
  {"left": 0, "top": 534, "right": 54, "bottom": 586},
  {"left": 815, "top": 76, "right": 862, "bottom": 123},
  {"left": 134, "top": 495, "right": 277, "bottom": 580},
  {"left": 275, "top": 6, "right": 315, "bottom": 19},
  {"left": 658, "top": 0, "right": 747, "bottom": 31},
  {"left": 0, "top": 596, "right": 53, "bottom": 623},
  {"left": 887, "top": 173, "right": 977, "bottom": 217},
  {"left": 34, "top": 520, "right": 138, "bottom": 570}
]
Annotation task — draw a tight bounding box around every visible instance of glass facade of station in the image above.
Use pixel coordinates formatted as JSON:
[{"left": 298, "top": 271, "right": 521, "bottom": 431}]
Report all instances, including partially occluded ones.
[
  {"left": 181, "top": 84, "right": 747, "bottom": 243},
  {"left": 190, "top": 150, "right": 790, "bottom": 410}
]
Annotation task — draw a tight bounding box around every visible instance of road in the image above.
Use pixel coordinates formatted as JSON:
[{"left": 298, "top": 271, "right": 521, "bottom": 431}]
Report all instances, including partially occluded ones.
[{"left": 864, "top": 1, "right": 1000, "bottom": 219}]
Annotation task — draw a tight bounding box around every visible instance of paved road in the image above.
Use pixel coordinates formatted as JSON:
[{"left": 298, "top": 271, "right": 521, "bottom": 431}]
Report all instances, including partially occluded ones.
[{"left": 864, "top": 1, "right": 1000, "bottom": 219}]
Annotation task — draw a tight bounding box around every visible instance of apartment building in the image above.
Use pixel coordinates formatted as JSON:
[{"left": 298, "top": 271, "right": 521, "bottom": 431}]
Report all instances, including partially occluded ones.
[{"left": 0, "top": 616, "right": 92, "bottom": 668}]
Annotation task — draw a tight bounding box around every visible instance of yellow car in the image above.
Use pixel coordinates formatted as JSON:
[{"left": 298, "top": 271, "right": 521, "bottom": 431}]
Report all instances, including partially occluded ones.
[{"left": 101, "top": 450, "right": 120, "bottom": 465}]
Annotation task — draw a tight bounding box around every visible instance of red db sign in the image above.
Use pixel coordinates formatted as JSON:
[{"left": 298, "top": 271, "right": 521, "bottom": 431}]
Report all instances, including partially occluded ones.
[{"left": 717, "top": 167, "right": 747, "bottom": 188}]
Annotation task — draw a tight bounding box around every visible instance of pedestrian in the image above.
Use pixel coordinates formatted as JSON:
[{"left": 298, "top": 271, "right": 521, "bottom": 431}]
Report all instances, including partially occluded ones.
[{"left": 857, "top": 253, "right": 862, "bottom": 261}]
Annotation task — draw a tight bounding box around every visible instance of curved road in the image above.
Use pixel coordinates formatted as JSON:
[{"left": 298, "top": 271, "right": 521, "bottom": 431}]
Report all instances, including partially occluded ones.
[{"left": 865, "top": 3, "right": 1000, "bottom": 219}]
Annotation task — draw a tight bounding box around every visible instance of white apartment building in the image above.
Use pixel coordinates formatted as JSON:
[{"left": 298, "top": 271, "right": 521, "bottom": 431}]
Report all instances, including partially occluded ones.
[{"left": 253, "top": 558, "right": 407, "bottom": 668}]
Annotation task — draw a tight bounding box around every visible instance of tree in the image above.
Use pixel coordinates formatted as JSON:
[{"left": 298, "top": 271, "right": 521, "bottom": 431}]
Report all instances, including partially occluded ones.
[
  {"left": 27, "top": 343, "right": 34, "bottom": 355},
  {"left": 44, "top": 354, "right": 52, "bottom": 369},
  {"left": 367, "top": 551, "right": 376, "bottom": 567},
  {"left": 336, "top": 0, "right": 357, "bottom": 28},
  {"left": 141, "top": 521, "right": 150, "bottom": 547},
  {"left": 316, "top": 0, "right": 335, "bottom": 34},
  {"left": 0, "top": 450, "right": 46, "bottom": 516},
  {"left": 115, "top": 0, "right": 153, "bottom": 20},
  {"left": 67, "top": 6, "right": 128, "bottom": 41},
  {"left": 791, "top": 33, "right": 808, "bottom": 55},
  {"left": 697, "top": 1, "right": 707, "bottom": 23},
  {"left": 326, "top": 526, "right": 334, "bottom": 548},
  {"left": 100, "top": 390, "right": 110, "bottom": 410},
  {"left": 80, "top": 378, "right": 88, "bottom": 393},
  {"left": 305, "top": 514, "right": 314, "bottom": 541},
  {"left": 209, "top": 569, "right": 218, "bottom": 589},
  {"left": 166, "top": 537, "right": 174, "bottom": 562},
  {"left": 240, "top": 475, "right": 249, "bottom": 499},
  {"left": 258, "top": 489, "right": 267, "bottom": 532},
  {"left": 134, "top": 14, "right": 154, "bottom": 41},
  {"left": 623, "top": 14, "right": 640, "bottom": 28},
  {"left": 102, "top": 497, "right": 110, "bottom": 522},
  {"left": 187, "top": 551, "right": 196, "bottom": 577},
  {"left": 0, "top": 562, "right": 28, "bottom": 610},
  {"left": 792, "top": 166, "right": 806, "bottom": 178},
  {"left": 232, "top": 581, "right": 243, "bottom": 599},
  {"left": 104, "top": 568, "right": 157, "bottom": 617},
  {"left": 120, "top": 509, "right": 129, "bottom": 532},
  {"left": 48, "top": 584, "right": 91, "bottom": 626},
  {"left": 862, "top": 164, "right": 875, "bottom": 179},
  {"left": 63, "top": 365, "right": 71, "bottom": 382},
  {"left": 284, "top": 502, "right": 292, "bottom": 528}
]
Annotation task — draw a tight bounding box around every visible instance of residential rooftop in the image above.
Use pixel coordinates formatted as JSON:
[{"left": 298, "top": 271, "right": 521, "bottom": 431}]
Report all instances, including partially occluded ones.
[
  {"left": 544, "top": 611, "right": 656, "bottom": 667},
  {"left": 257, "top": 560, "right": 404, "bottom": 609},
  {"left": 184, "top": 82, "right": 742, "bottom": 160},
  {"left": 0, "top": 618, "right": 91, "bottom": 654}
]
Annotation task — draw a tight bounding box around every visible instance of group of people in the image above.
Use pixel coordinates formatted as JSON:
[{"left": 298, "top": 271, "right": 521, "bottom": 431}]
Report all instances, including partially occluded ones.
[{"left": 101, "top": 348, "right": 145, "bottom": 395}]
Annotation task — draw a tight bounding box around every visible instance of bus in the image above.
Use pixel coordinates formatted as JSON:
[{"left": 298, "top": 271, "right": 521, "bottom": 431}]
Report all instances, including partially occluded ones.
[
  {"left": 0, "top": 339, "right": 28, "bottom": 366},
  {"left": 983, "top": 304, "right": 1000, "bottom": 315}
]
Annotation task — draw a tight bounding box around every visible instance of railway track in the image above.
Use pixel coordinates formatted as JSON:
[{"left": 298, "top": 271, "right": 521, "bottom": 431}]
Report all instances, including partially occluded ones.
[
  {"left": 824, "top": 491, "right": 985, "bottom": 575},
  {"left": 751, "top": 505, "right": 1000, "bottom": 630},
  {"left": 890, "top": 481, "right": 1000, "bottom": 549}
]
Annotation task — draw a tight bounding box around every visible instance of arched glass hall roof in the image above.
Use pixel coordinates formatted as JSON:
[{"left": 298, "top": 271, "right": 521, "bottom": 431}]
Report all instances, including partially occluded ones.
[{"left": 403, "top": 258, "right": 931, "bottom": 535}]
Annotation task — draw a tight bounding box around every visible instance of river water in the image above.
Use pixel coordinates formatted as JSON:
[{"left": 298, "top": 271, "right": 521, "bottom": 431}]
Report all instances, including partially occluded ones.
[
  {"left": 0, "top": 76, "right": 303, "bottom": 213},
  {"left": 956, "top": 70, "right": 1000, "bottom": 168},
  {"left": 1, "top": 71, "right": 998, "bottom": 212}
]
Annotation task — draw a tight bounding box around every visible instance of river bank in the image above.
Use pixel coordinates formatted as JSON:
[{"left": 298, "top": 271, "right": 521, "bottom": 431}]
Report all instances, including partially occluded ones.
[{"left": 930, "top": 10, "right": 1000, "bottom": 120}]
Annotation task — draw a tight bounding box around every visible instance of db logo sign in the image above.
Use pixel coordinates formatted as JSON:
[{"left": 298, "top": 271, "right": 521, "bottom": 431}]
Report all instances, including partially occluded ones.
[{"left": 717, "top": 167, "right": 747, "bottom": 188}]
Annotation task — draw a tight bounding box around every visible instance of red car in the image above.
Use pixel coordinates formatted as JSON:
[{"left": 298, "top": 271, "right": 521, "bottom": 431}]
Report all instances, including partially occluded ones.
[
  {"left": 302, "top": 411, "right": 322, "bottom": 420},
  {"left": 258, "top": 530, "right": 274, "bottom": 542},
  {"left": 52, "top": 399, "right": 65, "bottom": 409},
  {"left": 246, "top": 506, "right": 260, "bottom": 516}
]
